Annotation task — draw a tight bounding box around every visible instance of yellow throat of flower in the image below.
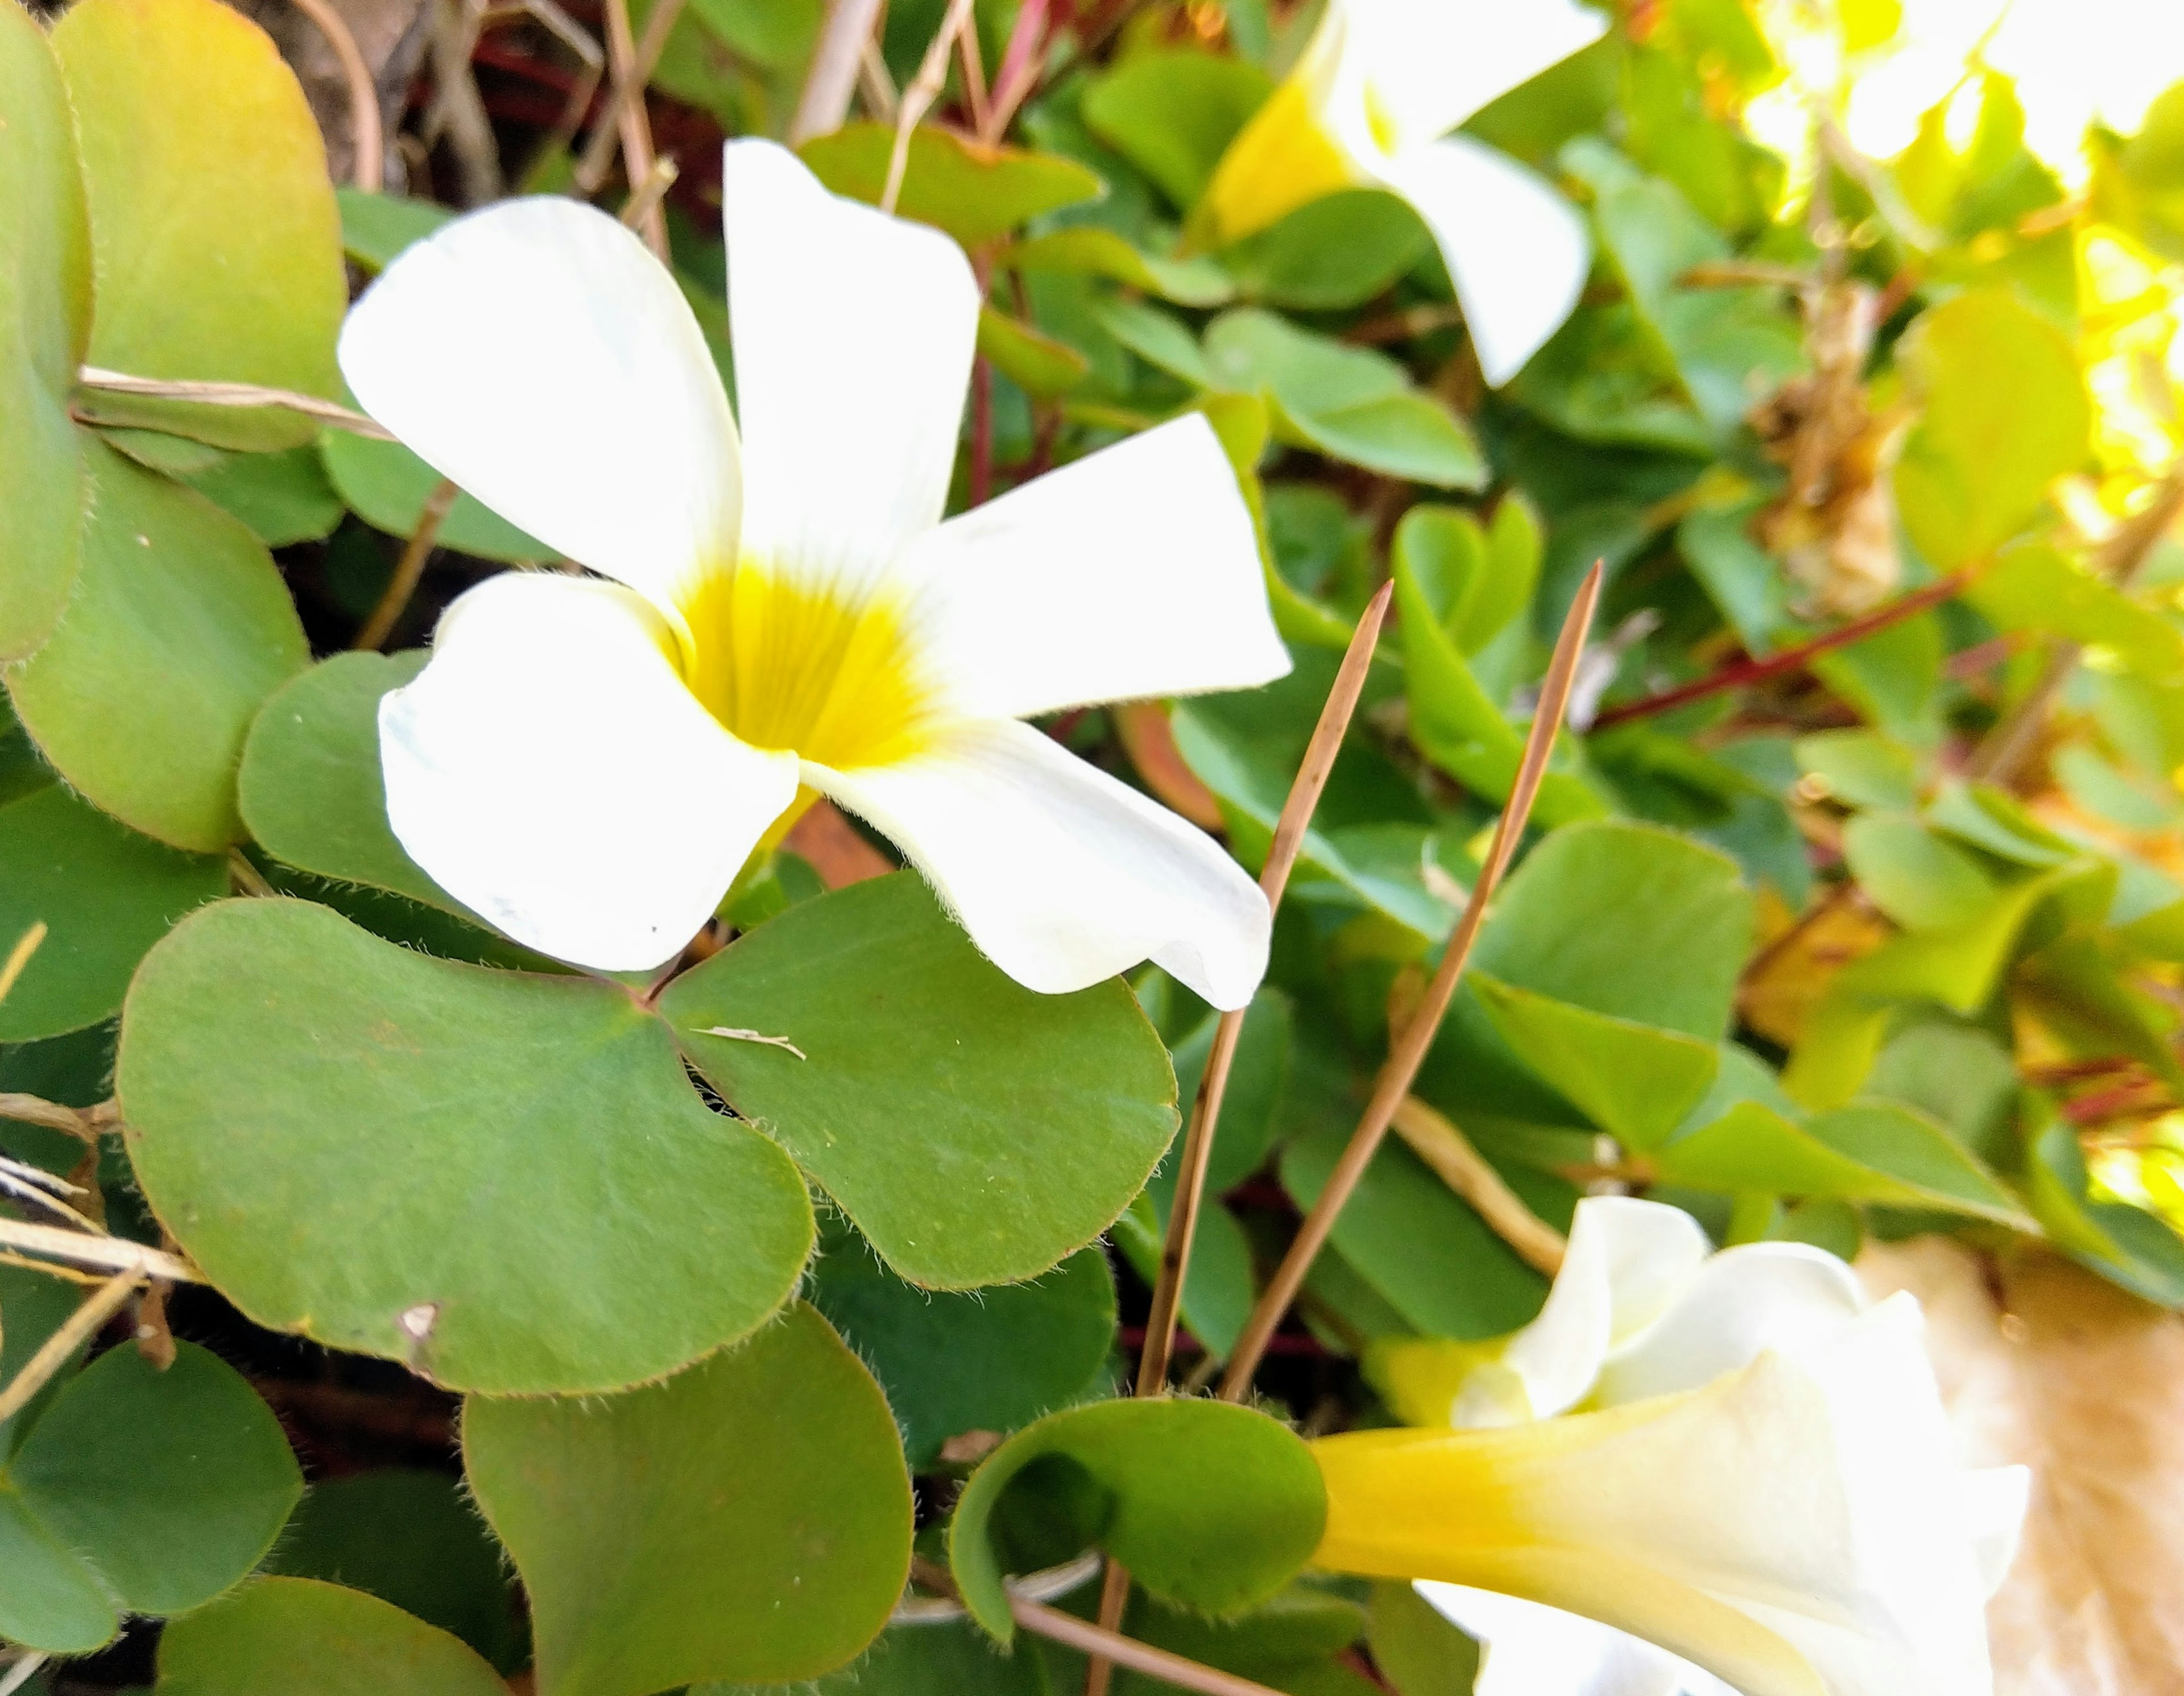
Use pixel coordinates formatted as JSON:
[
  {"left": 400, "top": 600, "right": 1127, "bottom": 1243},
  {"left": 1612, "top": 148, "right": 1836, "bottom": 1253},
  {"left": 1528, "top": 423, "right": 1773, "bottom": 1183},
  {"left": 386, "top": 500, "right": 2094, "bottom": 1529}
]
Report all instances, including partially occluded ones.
[
  {"left": 676, "top": 561, "right": 938, "bottom": 772},
  {"left": 1192, "top": 77, "right": 1360, "bottom": 251}
]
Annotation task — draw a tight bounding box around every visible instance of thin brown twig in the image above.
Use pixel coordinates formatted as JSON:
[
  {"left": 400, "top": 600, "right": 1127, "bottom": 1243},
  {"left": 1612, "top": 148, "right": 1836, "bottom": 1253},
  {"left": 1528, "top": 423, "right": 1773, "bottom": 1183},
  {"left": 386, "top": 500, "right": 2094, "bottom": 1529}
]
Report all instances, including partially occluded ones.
[
  {"left": 1218, "top": 563, "right": 1604, "bottom": 1400},
  {"left": 598, "top": 0, "right": 668, "bottom": 259},
  {"left": 1590, "top": 566, "right": 1976, "bottom": 730},
  {"left": 1389, "top": 1096, "right": 1565, "bottom": 1275},
  {"left": 0, "top": 923, "right": 46, "bottom": 1004},
  {"left": 75, "top": 367, "right": 396, "bottom": 439},
  {"left": 1020, "top": 1596, "right": 1289, "bottom": 1696},
  {"left": 355, "top": 478, "right": 460, "bottom": 651},
  {"left": 619, "top": 154, "right": 681, "bottom": 236},
  {"left": 0, "top": 1093, "right": 104, "bottom": 1143},
  {"left": 286, "top": 0, "right": 384, "bottom": 192},
  {"left": 1085, "top": 585, "right": 1396, "bottom": 1696},
  {"left": 573, "top": 0, "right": 690, "bottom": 194},
  {"left": 882, "top": 0, "right": 976, "bottom": 213},
  {"left": 791, "top": 0, "right": 887, "bottom": 142},
  {"left": 0, "top": 1268, "right": 140, "bottom": 1425}
]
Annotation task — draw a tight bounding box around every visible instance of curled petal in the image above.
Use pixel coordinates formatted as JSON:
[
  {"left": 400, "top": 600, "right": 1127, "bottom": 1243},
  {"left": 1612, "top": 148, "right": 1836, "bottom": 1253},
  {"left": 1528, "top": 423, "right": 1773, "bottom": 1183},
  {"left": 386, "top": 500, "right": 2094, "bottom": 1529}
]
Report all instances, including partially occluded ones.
[
  {"left": 897, "top": 414, "right": 1291, "bottom": 721},
  {"left": 380, "top": 573, "right": 800, "bottom": 972},
  {"left": 1417, "top": 1583, "right": 1732, "bottom": 1696},
  {"left": 722, "top": 139, "right": 978, "bottom": 611},
  {"left": 806, "top": 719, "right": 1269, "bottom": 1008},
  {"left": 340, "top": 197, "right": 741, "bottom": 614},
  {"left": 1374, "top": 136, "right": 1591, "bottom": 387},
  {"left": 1339, "top": 0, "right": 1610, "bottom": 147}
]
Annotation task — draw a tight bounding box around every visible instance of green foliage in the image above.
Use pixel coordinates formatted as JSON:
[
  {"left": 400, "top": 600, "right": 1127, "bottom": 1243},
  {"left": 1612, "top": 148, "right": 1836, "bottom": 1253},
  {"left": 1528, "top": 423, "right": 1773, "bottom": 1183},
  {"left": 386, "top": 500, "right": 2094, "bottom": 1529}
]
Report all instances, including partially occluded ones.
[
  {"left": 801, "top": 125, "right": 1104, "bottom": 245},
  {"left": 465, "top": 1304, "right": 912, "bottom": 1694},
  {"left": 0, "top": 1341, "right": 300, "bottom": 1652},
  {"left": 948, "top": 1397, "right": 1326, "bottom": 1641},
  {"left": 660, "top": 872, "right": 1179, "bottom": 1289},
  {"left": 155, "top": 1579, "right": 508, "bottom": 1696}
]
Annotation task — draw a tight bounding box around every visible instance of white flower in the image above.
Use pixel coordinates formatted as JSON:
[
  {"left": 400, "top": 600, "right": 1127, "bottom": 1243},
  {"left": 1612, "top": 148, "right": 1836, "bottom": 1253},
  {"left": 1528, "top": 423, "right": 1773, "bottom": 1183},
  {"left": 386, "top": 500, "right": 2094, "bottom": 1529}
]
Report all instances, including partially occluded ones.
[
  {"left": 337, "top": 140, "right": 1291, "bottom": 1007},
  {"left": 1198, "top": 0, "right": 1607, "bottom": 385},
  {"left": 1313, "top": 1197, "right": 2029, "bottom": 1696}
]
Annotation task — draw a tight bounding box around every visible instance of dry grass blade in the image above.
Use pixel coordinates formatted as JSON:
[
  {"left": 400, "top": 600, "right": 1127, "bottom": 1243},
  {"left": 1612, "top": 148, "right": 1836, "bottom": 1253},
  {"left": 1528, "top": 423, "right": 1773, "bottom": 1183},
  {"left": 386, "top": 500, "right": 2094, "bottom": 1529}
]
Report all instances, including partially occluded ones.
[
  {"left": 0, "top": 1093, "right": 100, "bottom": 1143},
  {"left": 598, "top": 0, "right": 668, "bottom": 259},
  {"left": 1390, "top": 1095, "right": 1565, "bottom": 1276},
  {"left": 573, "top": 0, "right": 690, "bottom": 194},
  {"left": 790, "top": 0, "right": 886, "bottom": 143},
  {"left": 0, "top": 1268, "right": 139, "bottom": 1426},
  {"left": 1084, "top": 586, "right": 1395, "bottom": 1696},
  {"left": 285, "top": 0, "right": 384, "bottom": 192},
  {"left": 75, "top": 367, "right": 396, "bottom": 439},
  {"left": 1015, "top": 1597, "right": 1289, "bottom": 1696},
  {"left": 0, "top": 1219, "right": 200, "bottom": 1285},
  {"left": 0, "top": 922, "right": 46, "bottom": 1005},
  {"left": 880, "top": 0, "right": 977, "bottom": 214},
  {"left": 354, "top": 475, "right": 459, "bottom": 651},
  {"left": 0, "top": 1654, "right": 48, "bottom": 1696},
  {"left": 1218, "top": 562, "right": 1604, "bottom": 1401}
]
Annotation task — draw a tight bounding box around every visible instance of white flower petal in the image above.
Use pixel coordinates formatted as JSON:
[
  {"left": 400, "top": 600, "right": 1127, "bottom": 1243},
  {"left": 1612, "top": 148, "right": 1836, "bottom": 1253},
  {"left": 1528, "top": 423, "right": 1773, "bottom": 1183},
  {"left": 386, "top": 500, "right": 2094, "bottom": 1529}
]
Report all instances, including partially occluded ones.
[
  {"left": 1417, "top": 1584, "right": 1711, "bottom": 1696},
  {"left": 1335, "top": 0, "right": 1610, "bottom": 147},
  {"left": 1316, "top": 1298, "right": 2003, "bottom": 1696},
  {"left": 722, "top": 138, "right": 979, "bottom": 609},
  {"left": 806, "top": 719, "right": 1268, "bottom": 1007},
  {"left": 380, "top": 572, "right": 800, "bottom": 972},
  {"left": 1598, "top": 1241, "right": 1869, "bottom": 1407},
  {"left": 1470, "top": 1197, "right": 1711, "bottom": 1425},
  {"left": 339, "top": 197, "right": 739, "bottom": 613},
  {"left": 1373, "top": 136, "right": 1591, "bottom": 387},
  {"left": 895, "top": 415, "right": 1291, "bottom": 721}
]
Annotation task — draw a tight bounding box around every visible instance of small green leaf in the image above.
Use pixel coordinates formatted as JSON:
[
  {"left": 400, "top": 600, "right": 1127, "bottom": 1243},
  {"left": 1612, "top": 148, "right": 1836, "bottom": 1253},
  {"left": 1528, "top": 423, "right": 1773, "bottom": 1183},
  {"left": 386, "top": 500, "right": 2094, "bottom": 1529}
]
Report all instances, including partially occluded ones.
[
  {"left": 0, "top": 1264, "right": 79, "bottom": 1454},
  {"left": 466, "top": 1303, "right": 913, "bottom": 1696},
  {"left": 977, "top": 304, "right": 1091, "bottom": 397},
  {"left": 1222, "top": 189, "right": 1429, "bottom": 309},
  {"left": 320, "top": 431, "right": 550, "bottom": 562},
  {"left": 1794, "top": 729, "right": 1920, "bottom": 812},
  {"left": 1471, "top": 821, "right": 1755, "bottom": 1041},
  {"left": 5, "top": 437, "right": 310, "bottom": 852},
  {"left": 0, "top": 1341, "right": 301, "bottom": 1652},
  {"left": 809, "top": 1220, "right": 1116, "bottom": 1468},
  {"left": 1893, "top": 289, "right": 2090, "bottom": 568},
  {"left": 1470, "top": 973, "right": 1720, "bottom": 1147},
  {"left": 1081, "top": 49, "right": 1273, "bottom": 211},
  {"left": 1113, "top": 1187, "right": 1257, "bottom": 1358},
  {"left": 948, "top": 1397, "right": 1325, "bottom": 1641},
  {"left": 1840, "top": 813, "right": 1999, "bottom": 930},
  {"left": 661, "top": 872, "right": 1178, "bottom": 1290},
  {"left": 118, "top": 898, "right": 813, "bottom": 1394},
  {"left": 264, "top": 1471, "right": 521, "bottom": 1670},
  {"left": 1804, "top": 1100, "right": 2034, "bottom": 1227},
  {"left": 237, "top": 650, "right": 462, "bottom": 914},
  {"left": 56, "top": 0, "right": 346, "bottom": 451},
  {"left": 1966, "top": 541, "right": 2184, "bottom": 679},
  {"left": 336, "top": 186, "right": 453, "bottom": 273},
  {"left": 799, "top": 125, "right": 1104, "bottom": 245},
  {"left": 1366, "top": 1579, "right": 1480, "bottom": 1696},
  {"left": 155, "top": 1578, "right": 508, "bottom": 1696},
  {"left": 0, "top": 0, "right": 90, "bottom": 660},
  {"left": 0, "top": 781, "right": 225, "bottom": 1041},
  {"left": 182, "top": 445, "right": 345, "bottom": 548},
  {"left": 1004, "top": 227, "right": 1236, "bottom": 307}
]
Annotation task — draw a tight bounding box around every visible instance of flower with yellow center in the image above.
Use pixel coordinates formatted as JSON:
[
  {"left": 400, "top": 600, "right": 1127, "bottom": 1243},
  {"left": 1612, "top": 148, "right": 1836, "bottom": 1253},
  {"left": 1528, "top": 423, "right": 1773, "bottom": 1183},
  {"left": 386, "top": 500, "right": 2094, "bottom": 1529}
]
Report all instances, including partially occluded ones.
[
  {"left": 1312, "top": 1198, "right": 2028, "bottom": 1696},
  {"left": 338, "top": 140, "right": 1289, "bottom": 1005},
  {"left": 1197, "top": 0, "right": 1607, "bottom": 385}
]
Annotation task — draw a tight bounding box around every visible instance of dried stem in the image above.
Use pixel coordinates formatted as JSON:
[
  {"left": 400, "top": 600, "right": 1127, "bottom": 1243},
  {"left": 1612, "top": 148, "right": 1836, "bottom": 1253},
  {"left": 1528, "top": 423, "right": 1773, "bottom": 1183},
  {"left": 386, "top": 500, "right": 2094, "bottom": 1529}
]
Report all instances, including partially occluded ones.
[
  {"left": 881, "top": 0, "right": 976, "bottom": 213},
  {"left": 1020, "top": 1596, "right": 1288, "bottom": 1696},
  {"left": 0, "top": 1268, "right": 140, "bottom": 1425},
  {"left": 792, "top": 0, "right": 887, "bottom": 142},
  {"left": 75, "top": 367, "right": 396, "bottom": 439},
  {"left": 0, "top": 1219, "right": 201, "bottom": 1285},
  {"left": 427, "top": 0, "right": 504, "bottom": 204},
  {"left": 983, "top": 0, "right": 1048, "bottom": 140},
  {"left": 620, "top": 154, "right": 681, "bottom": 235},
  {"left": 354, "top": 477, "right": 460, "bottom": 651},
  {"left": 1389, "top": 1095, "right": 1565, "bottom": 1275},
  {"left": 599, "top": 0, "right": 668, "bottom": 259},
  {"left": 1590, "top": 566, "right": 1976, "bottom": 731},
  {"left": 0, "top": 1654, "right": 49, "bottom": 1696},
  {"left": 0, "top": 922, "right": 47, "bottom": 1004},
  {"left": 1217, "top": 564, "right": 1604, "bottom": 1400},
  {"left": 0, "top": 1093, "right": 105, "bottom": 1143},
  {"left": 286, "top": 0, "right": 384, "bottom": 192},
  {"left": 573, "top": 0, "right": 690, "bottom": 194}
]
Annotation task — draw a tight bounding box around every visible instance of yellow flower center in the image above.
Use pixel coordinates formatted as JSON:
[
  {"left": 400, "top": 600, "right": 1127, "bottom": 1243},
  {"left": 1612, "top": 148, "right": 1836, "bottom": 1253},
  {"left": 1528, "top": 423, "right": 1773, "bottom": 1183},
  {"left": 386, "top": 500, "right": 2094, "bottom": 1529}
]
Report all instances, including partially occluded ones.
[{"left": 676, "top": 561, "right": 938, "bottom": 771}]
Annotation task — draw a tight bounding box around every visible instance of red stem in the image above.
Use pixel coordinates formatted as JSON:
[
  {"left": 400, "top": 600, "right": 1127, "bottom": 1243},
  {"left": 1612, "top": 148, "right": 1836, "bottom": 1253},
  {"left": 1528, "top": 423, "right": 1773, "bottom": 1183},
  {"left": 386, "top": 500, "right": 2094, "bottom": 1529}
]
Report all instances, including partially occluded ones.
[{"left": 1591, "top": 566, "right": 1979, "bottom": 730}]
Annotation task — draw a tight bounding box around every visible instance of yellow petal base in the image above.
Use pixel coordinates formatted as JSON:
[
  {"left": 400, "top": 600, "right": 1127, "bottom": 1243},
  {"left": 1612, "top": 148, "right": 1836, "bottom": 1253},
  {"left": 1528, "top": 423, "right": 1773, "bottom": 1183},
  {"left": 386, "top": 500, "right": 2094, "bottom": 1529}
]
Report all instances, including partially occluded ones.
[{"left": 1192, "top": 79, "right": 1360, "bottom": 251}]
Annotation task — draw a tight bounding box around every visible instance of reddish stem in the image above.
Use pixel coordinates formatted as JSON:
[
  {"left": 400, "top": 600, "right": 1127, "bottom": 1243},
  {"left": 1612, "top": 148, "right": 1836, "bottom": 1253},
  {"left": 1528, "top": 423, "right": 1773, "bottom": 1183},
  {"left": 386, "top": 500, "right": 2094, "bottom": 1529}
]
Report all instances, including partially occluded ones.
[{"left": 1591, "top": 567, "right": 1978, "bottom": 730}]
